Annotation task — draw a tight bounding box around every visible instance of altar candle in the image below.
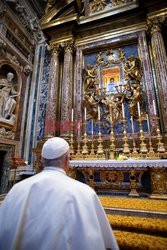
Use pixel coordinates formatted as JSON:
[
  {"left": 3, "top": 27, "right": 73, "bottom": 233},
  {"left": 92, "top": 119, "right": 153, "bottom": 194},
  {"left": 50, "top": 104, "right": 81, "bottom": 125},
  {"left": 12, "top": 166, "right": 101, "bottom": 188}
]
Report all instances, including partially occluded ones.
[
  {"left": 110, "top": 105, "right": 112, "bottom": 121},
  {"left": 84, "top": 107, "right": 87, "bottom": 121},
  {"left": 146, "top": 114, "right": 150, "bottom": 133},
  {"left": 153, "top": 100, "right": 157, "bottom": 115},
  {"left": 131, "top": 116, "right": 134, "bottom": 134},
  {"left": 137, "top": 102, "right": 141, "bottom": 117},
  {"left": 98, "top": 106, "right": 100, "bottom": 120},
  {"left": 122, "top": 103, "right": 125, "bottom": 119},
  {"left": 71, "top": 108, "right": 73, "bottom": 122},
  {"left": 91, "top": 119, "right": 93, "bottom": 135}
]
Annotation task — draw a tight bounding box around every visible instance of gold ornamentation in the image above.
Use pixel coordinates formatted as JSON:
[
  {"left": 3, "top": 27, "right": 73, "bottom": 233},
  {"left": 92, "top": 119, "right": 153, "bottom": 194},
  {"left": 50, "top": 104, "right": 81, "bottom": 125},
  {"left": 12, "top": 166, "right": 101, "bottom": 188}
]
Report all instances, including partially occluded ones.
[
  {"left": 110, "top": 0, "right": 127, "bottom": 6},
  {"left": 63, "top": 41, "right": 74, "bottom": 54},
  {"left": 49, "top": 44, "right": 61, "bottom": 55},
  {"left": 150, "top": 167, "right": 167, "bottom": 198},
  {"left": 147, "top": 15, "right": 166, "bottom": 35},
  {"left": 91, "top": 0, "right": 107, "bottom": 13},
  {"left": 129, "top": 169, "right": 139, "bottom": 197},
  {"left": 101, "top": 171, "right": 124, "bottom": 187},
  {"left": 45, "top": 0, "right": 54, "bottom": 14}
]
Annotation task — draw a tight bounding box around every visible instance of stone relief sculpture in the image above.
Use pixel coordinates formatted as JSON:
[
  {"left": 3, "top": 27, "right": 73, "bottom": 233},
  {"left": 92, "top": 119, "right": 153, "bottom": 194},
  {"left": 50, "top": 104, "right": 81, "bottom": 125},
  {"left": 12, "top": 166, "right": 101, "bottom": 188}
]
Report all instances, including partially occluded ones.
[{"left": 0, "top": 72, "right": 19, "bottom": 127}]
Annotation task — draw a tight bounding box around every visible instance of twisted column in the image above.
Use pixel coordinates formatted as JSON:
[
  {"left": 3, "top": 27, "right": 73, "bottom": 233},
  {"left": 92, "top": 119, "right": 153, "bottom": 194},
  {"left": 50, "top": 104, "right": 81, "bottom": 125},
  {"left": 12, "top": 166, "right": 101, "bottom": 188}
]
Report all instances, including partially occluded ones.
[
  {"left": 148, "top": 16, "right": 167, "bottom": 134},
  {"left": 45, "top": 44, "right": 60, "bottom": 137},
  {"left": 61, "top": 41, "right": 74, "bottom": 138}
]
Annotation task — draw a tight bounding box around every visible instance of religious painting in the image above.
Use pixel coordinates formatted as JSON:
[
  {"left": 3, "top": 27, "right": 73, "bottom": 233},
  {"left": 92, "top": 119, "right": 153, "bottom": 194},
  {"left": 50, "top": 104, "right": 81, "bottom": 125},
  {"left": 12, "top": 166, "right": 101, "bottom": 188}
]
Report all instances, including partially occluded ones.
[{"left": 102, "top": 66, "right": 120, "bottom": 94}]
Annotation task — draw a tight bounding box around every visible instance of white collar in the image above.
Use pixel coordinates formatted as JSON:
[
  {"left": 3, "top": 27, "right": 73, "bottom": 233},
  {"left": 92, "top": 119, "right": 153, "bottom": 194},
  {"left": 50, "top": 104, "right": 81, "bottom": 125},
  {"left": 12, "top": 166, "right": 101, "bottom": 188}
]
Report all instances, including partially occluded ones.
[{"left": 43, "top": 166, "right": 66, "bottom": 175}]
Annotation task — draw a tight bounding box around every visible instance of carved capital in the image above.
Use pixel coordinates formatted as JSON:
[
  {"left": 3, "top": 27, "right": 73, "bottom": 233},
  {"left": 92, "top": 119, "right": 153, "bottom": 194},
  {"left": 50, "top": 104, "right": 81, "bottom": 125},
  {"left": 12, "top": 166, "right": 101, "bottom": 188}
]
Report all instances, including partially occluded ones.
[
  {"left": 49, "top": 44, "right": 61, "bottom": 56},
  {"left": 147, "top": 15, "right": 166, "bottom": 35},
  {"left": 63, "top": 41, "right": 74, "bottom": 54}
]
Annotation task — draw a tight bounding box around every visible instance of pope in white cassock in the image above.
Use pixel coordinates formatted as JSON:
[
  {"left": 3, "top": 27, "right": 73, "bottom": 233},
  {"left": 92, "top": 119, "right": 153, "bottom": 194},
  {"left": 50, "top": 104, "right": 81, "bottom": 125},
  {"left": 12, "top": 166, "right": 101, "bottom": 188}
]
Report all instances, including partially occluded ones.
[{"left": 0, "top": 137, "right": 119, "bottom": 250}]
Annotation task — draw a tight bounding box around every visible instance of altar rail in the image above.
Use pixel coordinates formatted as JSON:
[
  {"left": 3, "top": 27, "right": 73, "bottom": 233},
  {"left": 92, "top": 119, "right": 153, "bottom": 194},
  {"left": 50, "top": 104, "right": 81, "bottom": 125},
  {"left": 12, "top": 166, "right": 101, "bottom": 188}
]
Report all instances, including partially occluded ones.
[{"left": 69, "top": 160, "right": 167, "bottom": 199}]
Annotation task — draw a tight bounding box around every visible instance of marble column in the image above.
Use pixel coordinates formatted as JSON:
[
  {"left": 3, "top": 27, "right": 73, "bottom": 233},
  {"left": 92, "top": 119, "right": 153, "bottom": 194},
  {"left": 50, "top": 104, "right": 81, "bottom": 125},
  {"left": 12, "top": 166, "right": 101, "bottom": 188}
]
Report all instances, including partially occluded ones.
[
  {"left": 61, "top": 41, "right": 74, "bottom": 138},
  {"left": 45, "top": 44, "right": 60, "bottom": 137},
  {"left": 138, "top": 31, "right": 158, "bottom": 134},
  {"left": 148, "top": 16, "right": 167, "bottom": 134}
]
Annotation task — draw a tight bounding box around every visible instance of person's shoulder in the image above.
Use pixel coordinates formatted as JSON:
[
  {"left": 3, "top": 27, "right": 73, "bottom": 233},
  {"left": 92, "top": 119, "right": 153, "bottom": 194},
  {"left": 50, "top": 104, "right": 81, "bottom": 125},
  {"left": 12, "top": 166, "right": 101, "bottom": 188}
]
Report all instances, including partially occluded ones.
[
  {"left": 66, "top": 176, "right": 95, "bottom": 195},
  {"left": 9, "top": 172, "right": 42, "bottom": 193}
]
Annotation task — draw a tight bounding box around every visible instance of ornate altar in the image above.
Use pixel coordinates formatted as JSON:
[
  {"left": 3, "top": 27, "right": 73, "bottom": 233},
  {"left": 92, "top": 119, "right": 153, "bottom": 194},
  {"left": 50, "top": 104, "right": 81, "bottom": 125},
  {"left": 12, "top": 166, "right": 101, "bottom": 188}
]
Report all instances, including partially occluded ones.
[{"left": 69, "top": 160, "right": 167, "bottom": 199}]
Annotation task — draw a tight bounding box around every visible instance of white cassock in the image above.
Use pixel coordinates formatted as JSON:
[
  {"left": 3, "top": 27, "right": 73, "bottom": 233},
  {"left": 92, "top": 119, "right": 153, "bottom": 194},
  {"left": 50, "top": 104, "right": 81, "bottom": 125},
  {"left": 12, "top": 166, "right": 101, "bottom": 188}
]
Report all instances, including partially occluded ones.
[{"left": 0, "top": 167, "right": 119, "bottom": 250}]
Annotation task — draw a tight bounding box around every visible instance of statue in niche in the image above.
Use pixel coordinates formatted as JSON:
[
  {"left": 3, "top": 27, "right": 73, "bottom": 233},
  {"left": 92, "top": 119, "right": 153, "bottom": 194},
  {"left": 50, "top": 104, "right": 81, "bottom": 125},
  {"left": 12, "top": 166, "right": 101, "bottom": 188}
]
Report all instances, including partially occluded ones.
[{"left": 0, "top": 72, "right": 19, "bottom": 125}]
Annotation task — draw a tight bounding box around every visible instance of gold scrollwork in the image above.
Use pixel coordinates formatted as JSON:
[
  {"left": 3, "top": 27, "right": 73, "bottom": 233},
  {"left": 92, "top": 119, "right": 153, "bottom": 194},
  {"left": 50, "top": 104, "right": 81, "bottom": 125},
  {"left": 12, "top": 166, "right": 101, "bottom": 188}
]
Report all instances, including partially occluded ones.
[
  {"left": 83, "top": 47, "right": 145, "bottom": 124},
  {"left": 151, "top": 167, "right": 167, "bottom": 195},
  {"left": 91, "top": 0, "right": 107, "bottom": 13},
  {"left": 100, "top": 170, "right": 124, "bottom": 186}
]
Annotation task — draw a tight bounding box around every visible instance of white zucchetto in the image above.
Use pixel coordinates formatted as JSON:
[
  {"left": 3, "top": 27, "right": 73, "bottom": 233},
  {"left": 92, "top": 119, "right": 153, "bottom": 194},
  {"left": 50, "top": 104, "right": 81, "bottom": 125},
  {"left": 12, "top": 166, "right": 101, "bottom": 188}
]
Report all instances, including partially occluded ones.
[{"left": 42, "top": 137, "right": 69, "bottom": 159}]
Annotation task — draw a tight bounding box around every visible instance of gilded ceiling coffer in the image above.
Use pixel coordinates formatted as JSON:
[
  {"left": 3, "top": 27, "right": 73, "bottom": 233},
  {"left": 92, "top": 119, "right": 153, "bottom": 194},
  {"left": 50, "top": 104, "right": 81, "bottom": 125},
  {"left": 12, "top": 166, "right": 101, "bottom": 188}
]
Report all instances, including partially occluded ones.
[
  {"left": 45, "top": 44, "right": 60, "bottom": 137},
  {"left": 60, "top": 41, "right": 74, "bottom": 139},
  {"left": 147, "top": 16, "right": 167, "bottom": 134}
]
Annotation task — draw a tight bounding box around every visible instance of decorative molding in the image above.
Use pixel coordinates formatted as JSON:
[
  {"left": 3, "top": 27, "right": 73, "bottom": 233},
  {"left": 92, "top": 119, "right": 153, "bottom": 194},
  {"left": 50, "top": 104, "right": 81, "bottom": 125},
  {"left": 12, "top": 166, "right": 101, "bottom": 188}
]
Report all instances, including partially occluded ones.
[
  {"left": 23, "top": 65, "right": 32, "bottom": 75},
  {"left": 0, "top": 127, "right": 15, "bottom": 140},
  {"left": 91, "top": 0, "right": 107, "bottom": 13},
  {"left": 49, "top": 43, "right": 61, "bottom": 55},
  {"left": 62, "top": 41, "right": 75, "bottom": 54},
  {"left": 147, "top": 15, "right": 167, "bottom": 35}
]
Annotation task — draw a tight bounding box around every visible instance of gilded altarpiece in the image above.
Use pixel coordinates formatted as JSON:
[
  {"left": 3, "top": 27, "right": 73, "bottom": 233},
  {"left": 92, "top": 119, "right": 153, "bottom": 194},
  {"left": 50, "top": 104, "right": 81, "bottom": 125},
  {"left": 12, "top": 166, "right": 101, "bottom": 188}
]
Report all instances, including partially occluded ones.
[{"left": 75, "top": 31, "right": 158, "bottom": 139}]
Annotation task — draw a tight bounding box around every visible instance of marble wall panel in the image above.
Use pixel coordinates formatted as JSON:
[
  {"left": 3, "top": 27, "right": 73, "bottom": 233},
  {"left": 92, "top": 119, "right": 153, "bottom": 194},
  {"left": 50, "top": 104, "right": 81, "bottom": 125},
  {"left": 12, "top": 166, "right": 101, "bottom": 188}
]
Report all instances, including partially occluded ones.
[{"left": 37, "top": 47, "right": 50, "bottom": 141}]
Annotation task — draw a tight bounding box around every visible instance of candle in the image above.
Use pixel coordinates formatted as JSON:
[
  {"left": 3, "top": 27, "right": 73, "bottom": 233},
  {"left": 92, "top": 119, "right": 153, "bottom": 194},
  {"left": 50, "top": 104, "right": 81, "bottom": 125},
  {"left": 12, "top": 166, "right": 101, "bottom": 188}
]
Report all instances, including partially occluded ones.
[
  {"left": 91, "top": 119, "right": 93, "bottom": 135},
  {"left": 71, "top": 108, "right": 73, "bottom": 122},
  {"left": 98, "top": 106, "right": 100, "bottom": 120},
  {"left": 110, "top": 105, "right": 112, "bottom": 121},
  {"left": 84, "top": 107, "right": 87, "bottom": 121},
  {"left": 153, "top": 100, "right": 157, "bottom": 115},
  {"left": 122, "top": 103, "right": 125, "bottom": 118},
  {"left": 146, "top": 114, "right": 150, "bottom": 133},
  {"left": 137, "top": 102, "right": 141, "bottom": 117},
  {"left": 131, "top": 116, "right": 134, "bottom": 134}
]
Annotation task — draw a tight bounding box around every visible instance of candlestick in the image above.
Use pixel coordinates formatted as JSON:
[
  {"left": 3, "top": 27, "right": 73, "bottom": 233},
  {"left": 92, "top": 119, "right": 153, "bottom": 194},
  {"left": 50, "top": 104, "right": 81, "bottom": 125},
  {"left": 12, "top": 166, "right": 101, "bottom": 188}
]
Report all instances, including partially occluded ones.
[
  {"left": 98, "top": 106, "right": 100, "bottom": 120},
  {"left": 71, "top": 108, "right": 73, "bottom": 122},
  {"left": 137, "top": 102, "right": 141, "bottom": 117},
  {"left": 153, "top": 100, "right": 157, "bottom": 115},
  {"left": 84, "top": 107, "right": 87, "bottom": 121},
  {"left": 122, "top": 103, "right": 125, "bottom": 119},
  {"left": 146, "top": 114, "right": 150, "bottom": 133}
]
